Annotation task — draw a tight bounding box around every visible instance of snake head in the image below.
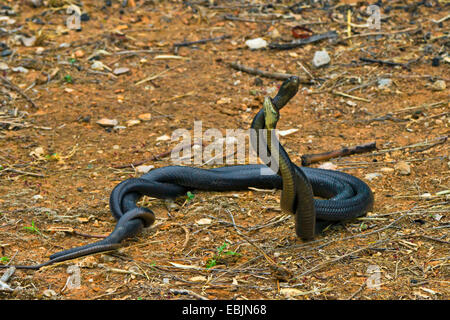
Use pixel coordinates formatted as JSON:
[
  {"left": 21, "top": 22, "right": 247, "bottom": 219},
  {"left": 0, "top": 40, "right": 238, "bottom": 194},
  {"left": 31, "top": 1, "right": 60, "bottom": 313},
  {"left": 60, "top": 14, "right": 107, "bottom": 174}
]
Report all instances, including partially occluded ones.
[
  {"left": 263, "top": 97, "right": 279, "bottom": 129},
  {"left": 272, "top": 76, "right": 300, "bottom": 110}
]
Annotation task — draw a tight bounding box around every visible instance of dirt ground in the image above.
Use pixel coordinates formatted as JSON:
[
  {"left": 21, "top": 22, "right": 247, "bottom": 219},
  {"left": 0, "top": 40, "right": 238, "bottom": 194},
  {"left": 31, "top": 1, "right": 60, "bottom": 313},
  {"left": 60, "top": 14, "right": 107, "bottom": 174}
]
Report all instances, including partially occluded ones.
[{"left": 0, "top": 0, "right": 448, "bottom": 300}]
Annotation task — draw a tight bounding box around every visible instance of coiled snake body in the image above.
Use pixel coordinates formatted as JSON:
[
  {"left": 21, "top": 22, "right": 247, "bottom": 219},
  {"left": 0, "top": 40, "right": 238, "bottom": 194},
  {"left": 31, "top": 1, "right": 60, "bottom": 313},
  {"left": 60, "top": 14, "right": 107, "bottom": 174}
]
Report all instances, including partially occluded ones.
[{"left": 1, "top": 77, "right": 373, "bottom": 270}]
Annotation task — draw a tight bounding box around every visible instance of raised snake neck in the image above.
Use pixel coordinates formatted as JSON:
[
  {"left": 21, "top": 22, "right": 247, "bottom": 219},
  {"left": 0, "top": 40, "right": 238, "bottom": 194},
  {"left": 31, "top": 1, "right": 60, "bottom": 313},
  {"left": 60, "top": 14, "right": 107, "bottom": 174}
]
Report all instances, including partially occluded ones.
[{"left": 262, "top": 96, "right": 316, "bottom": 240}]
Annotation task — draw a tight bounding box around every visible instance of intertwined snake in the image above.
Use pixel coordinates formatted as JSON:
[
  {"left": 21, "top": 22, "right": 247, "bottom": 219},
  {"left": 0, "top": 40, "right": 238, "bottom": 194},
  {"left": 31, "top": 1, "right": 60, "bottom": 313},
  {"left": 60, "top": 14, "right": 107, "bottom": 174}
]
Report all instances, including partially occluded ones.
[{"left": 1, "top": 77, "right": 373, "bottom": 270}]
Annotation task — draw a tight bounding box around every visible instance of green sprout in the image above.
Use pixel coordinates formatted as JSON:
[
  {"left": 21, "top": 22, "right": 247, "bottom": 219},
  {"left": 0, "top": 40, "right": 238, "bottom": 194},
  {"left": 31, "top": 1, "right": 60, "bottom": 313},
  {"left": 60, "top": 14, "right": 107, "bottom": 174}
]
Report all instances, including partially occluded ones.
[
  {"left": 44, "top": 153, "right": 61, "bottom": 161},
  {"left": 206, "top": 242, "right": 241, "bottom": 269},
  {"left": 186, "top": 191, "right": 195, "bottom": 201},
  {"left": 64, "top": 75, "right": 73, "bottom": 83},
  {"left": 0, "top": 256, "right": 10, "bottom": 263},
  {"left": 23, "top": 220, "right": 41, "bottom": 234},
  {"left": 359, "top": 222, "right": 368, "bottom": 231}
]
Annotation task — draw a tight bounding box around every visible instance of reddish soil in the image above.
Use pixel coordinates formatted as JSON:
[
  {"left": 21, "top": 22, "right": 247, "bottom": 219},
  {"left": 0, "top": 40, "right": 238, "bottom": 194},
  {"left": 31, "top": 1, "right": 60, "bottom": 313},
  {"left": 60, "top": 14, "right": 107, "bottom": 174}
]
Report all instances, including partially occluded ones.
[{"left": 0, "top": 0, "right": 448, "bottom": 300}]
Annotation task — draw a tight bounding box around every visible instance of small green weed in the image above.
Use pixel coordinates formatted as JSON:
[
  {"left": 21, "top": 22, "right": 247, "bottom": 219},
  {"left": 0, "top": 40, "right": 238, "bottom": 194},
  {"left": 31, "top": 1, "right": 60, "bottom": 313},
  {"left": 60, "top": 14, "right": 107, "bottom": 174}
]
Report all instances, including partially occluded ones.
[
  {"left": 206, "top": 242, "right": 241, "bottom": 269},
  {"left": 186, "top": 191, "right": 195, "bottom": 201},
  {"left": 23, "top": 220, "right": 41, "bottom": 234},
  {"left": 64, "top": 75, "right": 73, "bottom": 83}
]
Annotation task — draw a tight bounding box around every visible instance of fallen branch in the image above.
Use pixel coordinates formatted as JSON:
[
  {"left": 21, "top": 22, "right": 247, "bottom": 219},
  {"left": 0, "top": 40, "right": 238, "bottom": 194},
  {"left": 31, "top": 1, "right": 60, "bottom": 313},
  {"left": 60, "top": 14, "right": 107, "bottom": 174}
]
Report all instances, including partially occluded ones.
[
  {"left": 359, "top": 55, "right": 423, "bottom": 70},
  {"left": 173, "top": 35, "right": 231, "bottom": 50},
  {"left": 0, "top": 168, "right": 46, "bottom": 178},
  {"left": 332, "top": 90, "right": 371, "bottom": 103},
  {"left": 409, "top": 136, "right": 448, "bottom": 153},
  {"left": 366, "top": 114, "right": 409, "bottom": 124},
  {"left": 341, "top": 27, "right": 420, "bottom": 40},
  {"left": 0, "top": 76, "right": 38, "bottom": 108},
  {"left": 223, "top": 14, "right": 294, "bottom": 24},
  {"left": 228, "top": 61, "right": 312, "bottom": 82},
  {"left": 301, "top": 142, "right": 377, "bottom": 166},
  {"left": 135, "top": 66, "right": 178, "bottom": 86},
  {"left": 375, "top": 136, "right": 448, "bottom": 155},
  {"left": 269, "top": 31, "right": 338, "bottom": 50},
  {"left": 365, "top": 101, "right": 448, "bottom": 123}
]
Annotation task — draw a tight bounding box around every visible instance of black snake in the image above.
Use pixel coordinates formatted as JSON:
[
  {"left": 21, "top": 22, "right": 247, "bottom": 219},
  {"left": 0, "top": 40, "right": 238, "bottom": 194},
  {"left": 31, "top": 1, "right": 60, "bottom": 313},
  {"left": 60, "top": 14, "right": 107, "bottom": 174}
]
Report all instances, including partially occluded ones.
[{"left": 1, "top": 77, "right": 373, "bottom": 270}]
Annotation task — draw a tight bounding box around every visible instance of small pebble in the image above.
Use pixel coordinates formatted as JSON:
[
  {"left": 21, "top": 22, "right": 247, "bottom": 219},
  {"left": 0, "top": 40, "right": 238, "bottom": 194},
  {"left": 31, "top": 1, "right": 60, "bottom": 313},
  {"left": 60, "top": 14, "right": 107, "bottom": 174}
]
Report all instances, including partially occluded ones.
[
  {"left": 126, "top": 119, "right": 141, "bottom": 127},
  {"left": 280, "top": 288, "right": 304, "bottom": 298},
  {"left": 277, "top": 128, "right": 299, "bottom": 137},
  {"left": 365, "top": 172, "right": 382, "bottom": 181},
  {"left": 20, "top": 35, "right": 36, "bottom": 47},
  {"left": 189, "top": 276, "right": 207, "bottom": 282},
  {"left": 196, "top": 218, "right": 212, "bottom": 225},
  {"left": 136, "top": 165, "right": 154, "bottom": 173},
  {"left": 379, "top": 167, "right": 394, "bottom": 173},
  {"left": 312, "top": 50, "right": 330, "bottom": 67},
  {"left": 96, "top": 118, "right": 118, "bottom": 127},
  {"left": 80, "top": 13, "right": 90, "bottom": 22},
  {"left": 27, "top": 0, "right": 42, "bottom": 7},
  {"left": 11, "top": 66, "right": 28, "bottom": 73},
  {"left": 1, "top": 49, "right": 12, "bottom": 57},
  {"left": 377, "top": 78, "right": 392, "bottom": 88},
  {"left": 431, "top": 57, "right": 440, "bottom": 67},
  {"left": 268, "top": 27, "right": 281, "bottom": 39},
  {"left": 318, "top": 162, "right": 337, "bottom": 170},
  {"left": 156, "top": 134, "right": 170, "bottom": 141},
  {"left": 74, "top": 49, "right": 85, "bottom": 58},
  {"left": 216, "top": 97, "right": 232, "bottom": 105},
  {"left": 431, "top": 80, "right": 446, "bottom": 91},
  {"left": 420, "top": 193, "right": 432, "bottom": 199},
  {"left": 394, "top": 161, "right": 411, "bottom": 175},
  {"left": 165, "top": 199, "right": 179, "bottom": 211},
  {"left": 346, "top": 100, "right": 357, "bottom": 107},
  {"left": 91, "top": 61, "right": 110, "bottom": 71},
  {"left": 245, "top": 38, "right": 268, "bottom": 50},
  {"left": 138, "top": 113, "right": 152, "bottom": 121},
  {"left": 113, "top": 67, "right": 130, "bottom": 75},
  {"left": 43, "top": 289, "right": 57, "bottom": 297}
]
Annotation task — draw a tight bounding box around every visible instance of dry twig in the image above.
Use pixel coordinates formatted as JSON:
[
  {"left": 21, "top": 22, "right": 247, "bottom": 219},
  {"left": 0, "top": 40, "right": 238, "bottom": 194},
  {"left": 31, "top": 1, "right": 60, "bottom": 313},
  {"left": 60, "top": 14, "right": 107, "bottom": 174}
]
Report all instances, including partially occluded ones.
[
  {"left": 228, "top": 62, "right": 312, "bottom": 82},
  {"left": 0, "top": 76, "right": 38, "bottom": 108}
]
